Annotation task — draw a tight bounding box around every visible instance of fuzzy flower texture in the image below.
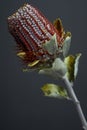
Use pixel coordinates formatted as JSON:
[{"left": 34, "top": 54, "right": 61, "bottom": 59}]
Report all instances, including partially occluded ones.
[{"left": 7, "top": 3, "right": 72, "bottom": 70}]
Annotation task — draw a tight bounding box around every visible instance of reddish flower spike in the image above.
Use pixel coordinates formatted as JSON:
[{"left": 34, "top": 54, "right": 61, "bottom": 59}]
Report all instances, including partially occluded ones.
[{"left": 7, "top": 3, "right": 65, "bottom": 69}]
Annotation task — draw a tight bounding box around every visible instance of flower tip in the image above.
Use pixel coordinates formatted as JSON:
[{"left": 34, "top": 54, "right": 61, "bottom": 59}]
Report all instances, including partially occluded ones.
[{"left": 17, "top": 52, "right": 26, "bottom": 59}]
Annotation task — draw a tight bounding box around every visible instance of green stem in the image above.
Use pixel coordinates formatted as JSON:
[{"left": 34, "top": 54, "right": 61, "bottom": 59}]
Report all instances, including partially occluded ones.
[{"left": 63, "top": 75, "right": 87, "bottom": 130}]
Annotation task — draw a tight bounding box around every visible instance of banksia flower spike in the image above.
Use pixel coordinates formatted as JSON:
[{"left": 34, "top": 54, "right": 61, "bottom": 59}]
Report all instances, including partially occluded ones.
[{"left": 7, "top": 3, "right": 71, "bottom": 70}]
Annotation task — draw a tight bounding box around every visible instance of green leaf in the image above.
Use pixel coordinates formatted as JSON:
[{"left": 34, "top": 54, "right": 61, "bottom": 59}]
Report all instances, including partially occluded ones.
[
  {"left": 41, "top": 83, "right": 69, "bottom": 99},
  {"left": 39, "top": 58, "right": 67, "bottom": 78},
  {"left": 52, "top": 58, "right": 67, "bottom": 76},
  {"left": 74, "top": 53, "right": 82, "bottom": 78},
  {"left": 42, "top": 33, "right": 58, "bottom": 55},
  {"left": 63, "top": 33, "right": 71, "bottom": 57},
  {"left": 64, "top": 53, "right": 81, "bottom": 82}
]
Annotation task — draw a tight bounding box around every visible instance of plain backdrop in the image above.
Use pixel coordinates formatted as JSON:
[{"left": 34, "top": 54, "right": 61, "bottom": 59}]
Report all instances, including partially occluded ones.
[{"left": 0, "top": 0, "right": 87, "bottom": 130}]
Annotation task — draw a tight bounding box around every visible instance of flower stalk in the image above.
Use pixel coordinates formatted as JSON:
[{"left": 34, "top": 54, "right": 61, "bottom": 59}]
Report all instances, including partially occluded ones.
[{"left": 63, "top": 75, "right": 87, "bottom": 130}]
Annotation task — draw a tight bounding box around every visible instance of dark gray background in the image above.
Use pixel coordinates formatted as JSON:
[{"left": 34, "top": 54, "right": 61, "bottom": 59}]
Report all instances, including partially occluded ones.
[{"left": 1, "top": 0, "right": 87, "bottom": 130}]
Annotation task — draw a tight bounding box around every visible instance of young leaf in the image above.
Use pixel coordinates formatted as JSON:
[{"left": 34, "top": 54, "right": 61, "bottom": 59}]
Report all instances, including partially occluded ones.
[
  {"left": 39, "top": 58, "right": 67, "bottom": 78},
  {"left": 74, "top": 53, "right": 82, "bottom": 78},
  {"left": 53, "top": 18, "right": 64, "bottom": 38},
  {"left": 41, "top": 83, "right": 69, "bottom": 99},
  {"left": 52, "top": 58, "right": 67, "bottom": 76},
  {"left": 63, "top": 33, "right": 71, "bottom": 57},
  {"left": 42, "top": 33, "right": 58, "bottom": 55},
  {"left": 64, "top": 53, "right": 81, "bottom": 82}
]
